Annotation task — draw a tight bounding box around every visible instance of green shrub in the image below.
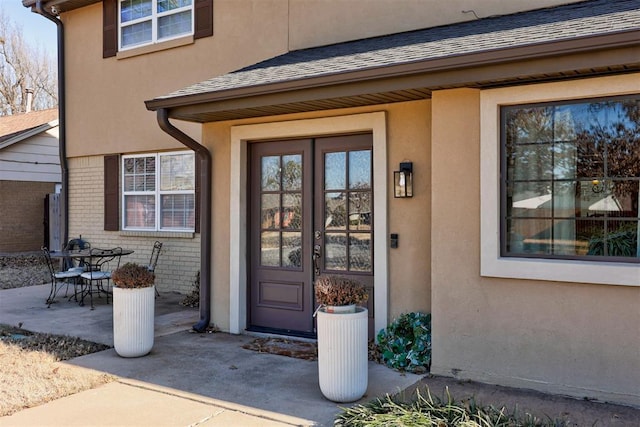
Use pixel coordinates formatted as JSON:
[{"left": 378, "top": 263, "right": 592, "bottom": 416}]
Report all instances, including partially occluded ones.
[{"left": 377, "top": 312, "right": 431, "bottom": 374}]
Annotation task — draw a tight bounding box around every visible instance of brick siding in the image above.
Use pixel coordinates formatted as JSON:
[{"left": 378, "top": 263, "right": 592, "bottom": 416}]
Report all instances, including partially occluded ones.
[
  {"left": 67, "top": 157, "right": 201, "bottom": 294},
  {"left": 0, "top": 180, "right": 56, "bottom": 252}
]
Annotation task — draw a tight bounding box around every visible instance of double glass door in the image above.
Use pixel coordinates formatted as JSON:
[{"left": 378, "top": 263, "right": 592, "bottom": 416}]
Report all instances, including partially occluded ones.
[{"left": 248, "top": 134, "right": 373, "bottom": 337}]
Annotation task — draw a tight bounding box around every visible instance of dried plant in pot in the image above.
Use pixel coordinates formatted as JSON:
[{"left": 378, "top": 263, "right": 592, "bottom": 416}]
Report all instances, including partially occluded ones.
[
  {"left": 111, "top": 262, "right": 155, "bottom": 288},
  {"left": 314, "top": 275, "right": 368, "bottom": 313},
  {"left": 315, "top": 275, "right": 369, "bottom": 402},
  {"left": 111, "top": 263, "right": 155, "bottom": 357}
]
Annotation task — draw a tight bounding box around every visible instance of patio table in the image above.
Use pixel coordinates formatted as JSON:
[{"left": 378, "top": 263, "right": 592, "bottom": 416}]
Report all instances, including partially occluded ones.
[{"left": 49, "top": 248, "right": 134, "bottom": 308}]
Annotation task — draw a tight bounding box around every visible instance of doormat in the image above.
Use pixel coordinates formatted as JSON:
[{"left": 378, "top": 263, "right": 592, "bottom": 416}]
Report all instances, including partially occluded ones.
[{"left": 242, "top": 337, "right": 318, "bottom": 361}]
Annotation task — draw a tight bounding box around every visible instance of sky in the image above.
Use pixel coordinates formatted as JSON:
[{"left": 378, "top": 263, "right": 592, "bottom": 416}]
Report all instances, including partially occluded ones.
[{"left": 2, "top": 0, "right": 58, "bottom": 58}]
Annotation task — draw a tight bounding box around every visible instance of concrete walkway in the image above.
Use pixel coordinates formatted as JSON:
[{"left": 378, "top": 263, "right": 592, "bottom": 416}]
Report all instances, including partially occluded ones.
[
  {"left": 1, "top": 285, "right": 639, "bottom": 426},
  {"left": 0, "top": 285, "right": 420, "bottom": 426}
]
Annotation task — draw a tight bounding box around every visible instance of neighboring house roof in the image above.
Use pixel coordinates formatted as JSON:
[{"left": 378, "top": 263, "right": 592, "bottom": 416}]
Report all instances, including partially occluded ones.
[
  {"left": 0, "top": 109, "right": 59, "bottom": 149},
  {"left": 146, "top": 0, "right": 640, "bottom": 122}
]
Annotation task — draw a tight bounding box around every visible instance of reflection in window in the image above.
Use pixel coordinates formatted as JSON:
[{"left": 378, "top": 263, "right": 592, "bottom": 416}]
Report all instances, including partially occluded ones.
[{"left": 502, "top": 96, "right": 639, "bottom": 260}]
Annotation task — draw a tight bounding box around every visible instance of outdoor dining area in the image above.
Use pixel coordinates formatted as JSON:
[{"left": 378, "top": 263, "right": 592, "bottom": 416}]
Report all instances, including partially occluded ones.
[{"left": 41, "top": 239, "right": 163, "bottom": 310}]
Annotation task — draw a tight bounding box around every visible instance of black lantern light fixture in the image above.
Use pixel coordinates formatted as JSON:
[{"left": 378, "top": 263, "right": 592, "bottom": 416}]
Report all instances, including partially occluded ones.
[{"left": 394, "top": 162, "right": 413, "bottom": 198}]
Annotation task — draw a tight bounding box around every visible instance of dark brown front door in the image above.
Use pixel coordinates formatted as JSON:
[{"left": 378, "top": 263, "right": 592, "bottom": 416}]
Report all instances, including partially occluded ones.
[{"left": 248, "top": 134, "right": 373, "bottom": 337}]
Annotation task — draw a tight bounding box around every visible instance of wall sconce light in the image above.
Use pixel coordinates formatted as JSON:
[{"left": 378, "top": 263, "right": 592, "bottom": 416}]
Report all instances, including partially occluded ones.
[{"left": 394, "top": 162, "right": 413, "bottom": 198}]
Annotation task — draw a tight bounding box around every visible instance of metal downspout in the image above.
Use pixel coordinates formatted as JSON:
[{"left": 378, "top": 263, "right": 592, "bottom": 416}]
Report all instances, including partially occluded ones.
[
  {"left": 33, "top": 1, "right": 68, "bottom": 249},
  {"left": 157, "top": 109, "right": 212, "bottom": 332}
]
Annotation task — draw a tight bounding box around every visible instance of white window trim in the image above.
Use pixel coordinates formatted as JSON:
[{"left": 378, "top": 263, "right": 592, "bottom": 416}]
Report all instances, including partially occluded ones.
[
  {"left": 480, "top": 75, "right": 640, "bottom": 287},
  {"left": 118, "top": 0, "right": 194, "bottom": 52},
  {"left": 229, "top": 112, "right": 389, "bottom": 334},
  {"left": 121, "top": 151, "right": 195, "bottom": 233}
]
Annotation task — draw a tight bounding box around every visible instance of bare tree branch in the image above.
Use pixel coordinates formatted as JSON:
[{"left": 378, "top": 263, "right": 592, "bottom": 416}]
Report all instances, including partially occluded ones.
[{"left": 0, "top": 8, "right": 57, "bottom": 116}]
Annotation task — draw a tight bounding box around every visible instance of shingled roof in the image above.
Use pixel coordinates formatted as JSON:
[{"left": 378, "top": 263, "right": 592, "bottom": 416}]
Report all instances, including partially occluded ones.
[
  {"left": 146, "top": 0, "right": 640, "bottom": 121},
  {"left": 0, "top": 109, "right": 59, "bottom": 146}
]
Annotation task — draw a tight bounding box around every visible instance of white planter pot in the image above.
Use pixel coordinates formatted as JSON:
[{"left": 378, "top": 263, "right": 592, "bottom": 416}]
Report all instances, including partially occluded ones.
[
  {"left": 113, "top": 285, "right": 155, "bottom": 358},
  {"left": 317, "top": 306, "right": 368, "bottom": 402}
]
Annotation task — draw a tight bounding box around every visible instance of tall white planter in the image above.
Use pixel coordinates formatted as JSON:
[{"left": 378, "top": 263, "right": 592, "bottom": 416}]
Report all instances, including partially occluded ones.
[
  {"left": 113, "top": 285, "right": 155, "bottom": 358},
  {"left": 317, "top": 306, "right": 368, "bottom": 402}
]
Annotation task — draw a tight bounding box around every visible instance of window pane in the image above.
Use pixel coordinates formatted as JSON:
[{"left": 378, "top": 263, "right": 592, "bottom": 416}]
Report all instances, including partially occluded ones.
[
  {"left": 507, "top": 219, "right": 552, "bottom": 255},
  {"left": 509, "top": 182, "right": 551, "bottom": 218},
  {"left": 261, "top": 231, "right": 280, "bottom": 267},
  {"left": 124, "top": 195, "right": 155, "bottom": 228},
  {"left": 282, "top": 155, "right": 302, "bottom": 191},
  {"left": 157, "top": 0, "right": 191, "bottom": 12},
  {"left": 325, "top": 192, "right": 346, "bottom": 230},
  {"left": 160, "top": 194, "right": 194, "bottom": 229},
  {"left": 121, "top": 21, "right": 152, "bottom": 47},
  {"left": 587, "top": 220, "right": 638, "bottom": 258},
  {"left": 349, "top": 150, "right": 371, "bottom": 189},
  {"left": 349, "top": 192, "right": 371, "bottom": 231},
  {"left": 349, "top": 233, "right": 371, "bottom": 272},
  {"left": 508, "top": 144, "right": 553, "bottom": 181},
  {"left": 261, "top": 194, "right": 279, "bottom": 230},
  {"left": 123, "top": 157, "right": 155, "bottom": 191},
  {"left": 261, "top": 156, "right": 280, "bottom": 191},
  {"left": 121, "top": 0, "right": 152, "bottom": 23},
  {"left": 158, "top": 10, "right": 192, "bottom": 39},
  {"left": 282, "top": 232, "right": 302, "bottom": 269},
  {"left": 325, "top": 152, "right": 346, "bottom": 190},
  {"left": 282, "top": 194, "right": 302, "bottom": 230},
  {"left": 505, "top": 107, "right": 553, "bottom": 144},
  {"left": 325, "top": 233, "right": 347, "bottom": 271},
  {"left": 160, "top": 153, "right": 194, "bottom": 191}
]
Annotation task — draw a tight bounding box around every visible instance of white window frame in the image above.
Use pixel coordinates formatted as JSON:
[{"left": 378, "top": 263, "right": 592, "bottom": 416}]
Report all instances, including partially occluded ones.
[
  {"left": 480, "top": 75, "right": 640, "bottom": 287},
  {"left": 118, "top": 0, "right": 194, "bottom": 51},
  {"left": 122, "top": 151, "right": 195, "bottom": 232}
]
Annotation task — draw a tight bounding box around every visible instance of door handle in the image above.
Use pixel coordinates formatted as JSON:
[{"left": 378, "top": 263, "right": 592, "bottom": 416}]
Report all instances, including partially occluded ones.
[{"left": 313, "top": 244, "right": 321, "bottom": 276}]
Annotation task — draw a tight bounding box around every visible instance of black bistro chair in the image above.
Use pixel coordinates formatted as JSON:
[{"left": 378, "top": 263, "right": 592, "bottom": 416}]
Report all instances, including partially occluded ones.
[
  {"left": 79, "top": 247, "right": 122, "bottom": 309},
  {"left": 41, "top": 247, "right": 82, "bottom": 307}
]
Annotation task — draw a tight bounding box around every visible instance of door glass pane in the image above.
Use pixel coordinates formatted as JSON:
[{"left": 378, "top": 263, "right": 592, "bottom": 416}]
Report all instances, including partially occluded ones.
[
  {"left": 261, "top": 156, "right": 280, "bottom": 191},
  {"left": 349, "top": 192, "right": 371, "bottom": 231},
  {"left": 325, "top": 233, "right": 347, "bottom": 271},
  {"left": 282, "top": 232, "right": 302, "bottom": 268},
  {"left": 261, "top": 231, "right": 280, "bottom": 267},
  {"left": 282, "top": 155, "right": 302, "bottom": 191},
  {"left": 282, "top": 194, "right": 302, "bottom": 229},
  {"left": 325, "top": 152, "right": 346, "bottom": 190},
  {"left": 325, "top": 192, "right": 346, "bottom": 230},
  {"left": 349, "top": 234, "right": 371, "bottom": 272},
  {"left": 261, "top": 194, "right": 279, "bottom": 230},
  {"left": 349, "top": 150, "right": 371, "bottom": 189}
]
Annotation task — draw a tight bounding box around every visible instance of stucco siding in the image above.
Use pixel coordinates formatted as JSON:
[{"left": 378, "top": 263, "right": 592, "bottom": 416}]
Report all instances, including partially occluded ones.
[{"left": 430, "top": 85, "right": 640, "bottom": 407}]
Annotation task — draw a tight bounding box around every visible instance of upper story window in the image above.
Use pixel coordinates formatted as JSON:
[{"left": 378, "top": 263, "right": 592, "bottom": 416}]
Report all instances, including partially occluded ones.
[
  {"left": 119, "top": 0, "right": 194, "bottom": 50},
  {"left": 501, "top": 95, "right": 639, "bottom": 262},
  {"left": 122, "top": 151, "right": 195, "bottom": 231}
]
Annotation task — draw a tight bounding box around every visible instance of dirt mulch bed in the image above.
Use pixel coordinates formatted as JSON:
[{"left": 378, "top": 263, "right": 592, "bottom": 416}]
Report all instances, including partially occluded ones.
[{"left": 242, "top": 337, "right": 318, "bottom": 361}]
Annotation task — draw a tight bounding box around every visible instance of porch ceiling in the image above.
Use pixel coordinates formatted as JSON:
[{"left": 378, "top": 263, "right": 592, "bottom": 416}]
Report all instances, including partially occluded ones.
[{"left": 22, "top": 0, "right": 100, "bottom": 14}]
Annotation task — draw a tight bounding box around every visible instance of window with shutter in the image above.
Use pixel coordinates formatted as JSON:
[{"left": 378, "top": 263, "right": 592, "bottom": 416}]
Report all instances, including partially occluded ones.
[{"left": 103, "top": 0, "right": 212, "bottom": 57}]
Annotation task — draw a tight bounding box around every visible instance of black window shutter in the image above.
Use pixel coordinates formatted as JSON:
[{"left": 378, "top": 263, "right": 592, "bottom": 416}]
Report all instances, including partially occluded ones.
[
  {"left": 104, "top": 155, "right": 120, "bottom": 231},
  {"left": 194, "top": 155, "right": 201, "bottom": 233},
  {"left": 194, "top": 0, "right": 213, "bottom": 39},
  {"left": 103, "top": 0, "right": 118, "bottom": 58}
]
